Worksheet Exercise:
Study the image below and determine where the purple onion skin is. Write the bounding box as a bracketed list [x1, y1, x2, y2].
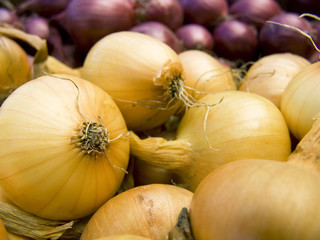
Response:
[175, 23, 214, 51]
[51, 0, 136, 52]
[229, 0, 283, 29]
[130, 21, 182, 53]
[134, 0, 184, 30]
[16, 0, 71, 17]
[259, 12, 314, 59]
[180, 0, 228, 27]
[24, 16, 50, 40]
[0, 8, 22, 28]
[213, 19, 258, 61]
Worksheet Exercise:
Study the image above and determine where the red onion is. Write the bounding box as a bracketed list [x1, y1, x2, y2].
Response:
[229, 0, 283, 29]
[130, 21, 182, 53]
[0, 7, 21, 28]
[259, 12, 314, 59]
[23, 15, 50, 40]
[212, 19, 258, 61]
[133, 0, 184, 30]
[16, 0, 71, 17]
[179, 0, 228, 27]
[51, 0, 136, 52]
[175, 23, 214, 51]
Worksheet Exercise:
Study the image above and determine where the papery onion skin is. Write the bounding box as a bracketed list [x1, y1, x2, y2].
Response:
[189, 158, 320, 240]
[175, 23, 214, 51]
[280, 61, 320, 140]
[0, 36, 31, 105]
[239, 53, 310, 108]
[229, 0, 283, 29]
[130, 21, 182, 53]
[80, 184, 193, 240]
[213, 19, 258, 61]
[51, 0, 136, 52]
[81, 31, 185, 131]
[259, 12, 314, 59]
[0, 218, 9, 240]
[178, 50, 236, 100]
[134, 0, 184, 30]
[129, 90, 291, 191]
[0, 74, 130, 220]
[180, 0, 228, 27]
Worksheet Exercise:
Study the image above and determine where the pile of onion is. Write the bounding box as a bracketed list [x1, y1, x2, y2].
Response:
[129, 90, 291, 191]
[189, 111, 320, 240]
[0, 74, 130, 220]
[80, 184, 193, 240]
[239, 52, 310, 108]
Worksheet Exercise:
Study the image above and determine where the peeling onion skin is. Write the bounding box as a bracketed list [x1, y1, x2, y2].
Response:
[0, 74, 130, 220]
[80, 184, 193, 240]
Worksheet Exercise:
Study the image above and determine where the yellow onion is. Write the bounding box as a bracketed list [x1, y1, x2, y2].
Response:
[178, 50, 236, 101]
[80, 184, 193, 240]
[189, 114, 320, 240]
[239, 53, 310, 108]
[130, 90, 291, 191]
[0, 74, 129, 220]
[281, 61, 320, 140]
[0, 36, 31, 104]
[81, 31, 188, 131]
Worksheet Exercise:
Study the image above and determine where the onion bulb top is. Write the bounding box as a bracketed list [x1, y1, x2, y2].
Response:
[0, 74, 130, 220]
[81, 31, 189, 131]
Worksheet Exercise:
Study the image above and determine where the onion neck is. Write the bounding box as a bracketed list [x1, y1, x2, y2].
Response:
[288, 115, 320, 174]
[129, 131, 193, 170]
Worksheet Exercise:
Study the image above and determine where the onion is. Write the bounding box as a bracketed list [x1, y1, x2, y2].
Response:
[129, 90, 291, 191]
[80, 184, 193, 240]
[0, 74, 130, 220]
[189, 116, 320, 240]
[0, 35, 32, 105]
[239, 53, 310, 108]
[229, 0, 283, 29]
[81, 31, 189, 131]
[16, 0, 71, 16]
[212, 19, 258, 61]
[23, 15, 50, 40]
[175, 23, 214, 51]
[51, 0, 136, 52]
[133, 0, 184, 30]
[0, 8, 21, 28]
[178, 50, 236, 100]
[130, 21, 182, 53]
[180, 0, 228, 27]
[259, 12, 314, 59]
[280, 61, 320, 140]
